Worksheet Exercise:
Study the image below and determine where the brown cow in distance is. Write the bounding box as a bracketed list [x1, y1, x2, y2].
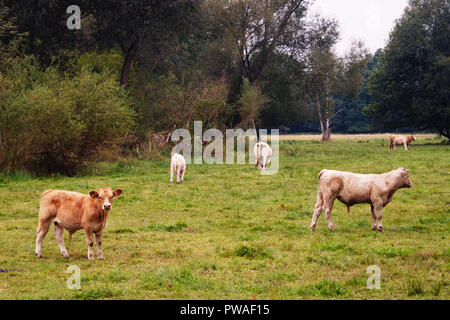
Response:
[35, 187, 122, 260]
[310, 168, 413, 232]
[390, 135, 416, 150]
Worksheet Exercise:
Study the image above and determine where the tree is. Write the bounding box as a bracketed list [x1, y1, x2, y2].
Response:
[365, 0, 450, 139]
[305, 41, 370, 141]
[92, 0, 199, 86]
[237, 78, 267, 133]
[207, 0, 309, 83]
[0, 5, 27, 67]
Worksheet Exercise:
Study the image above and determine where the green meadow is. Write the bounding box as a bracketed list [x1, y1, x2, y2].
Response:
[0, 135, 448, 299]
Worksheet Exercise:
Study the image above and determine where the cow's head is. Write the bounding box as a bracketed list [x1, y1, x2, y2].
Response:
[397, 168, 413, 188]
[412, 135, 416, 141]
[90, 187, 123, 211]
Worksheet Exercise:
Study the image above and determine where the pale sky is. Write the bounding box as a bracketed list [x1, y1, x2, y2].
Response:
[309, 0, 410, 56]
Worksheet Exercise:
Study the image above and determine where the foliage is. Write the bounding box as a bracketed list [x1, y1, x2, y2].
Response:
[304, 40, 370, 140]
[0, 5, 27, 68]
[237, 78, 268, 131]
[133, 72, 229, 136]
[365, 0, 450, 138]
[0, 56, 135, 175]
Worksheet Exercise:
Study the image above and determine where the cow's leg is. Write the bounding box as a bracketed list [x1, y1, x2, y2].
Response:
[94, 231, 103, 260]
[35, 218, 51, 258]
[170, 165, 174, 183]
[176, 166, 181, 183]
[370, 205, 377, 231]
[264, 156, 270, 170]
[404, 142, 408, 150]
[84, 228, 95, 260]
[180, 168, 185, 182]
[323, 200, 335, 232]
[310, 190, 324, 231]
[54, 223, 69, 258]
[373, 204, 383, 232]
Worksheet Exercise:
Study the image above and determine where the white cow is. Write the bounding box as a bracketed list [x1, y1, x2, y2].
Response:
[253, 142, 272, 171]
[170, 153, 186, 183]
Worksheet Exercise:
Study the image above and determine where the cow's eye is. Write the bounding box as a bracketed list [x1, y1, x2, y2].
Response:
[98, 197, 103, 200]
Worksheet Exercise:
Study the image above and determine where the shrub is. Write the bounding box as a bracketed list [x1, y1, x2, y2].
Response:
[0, 56, 135, 175]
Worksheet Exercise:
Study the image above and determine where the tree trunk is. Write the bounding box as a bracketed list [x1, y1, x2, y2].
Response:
[322, 76, 332, 141]
[322, 119, 331, 141]
[120, 44, 137, 87]
[315, 93, 326, 140]
[251, 118, 259, 141]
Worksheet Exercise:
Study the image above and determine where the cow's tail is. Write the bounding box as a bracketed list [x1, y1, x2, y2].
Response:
[255, 143, 261, 168]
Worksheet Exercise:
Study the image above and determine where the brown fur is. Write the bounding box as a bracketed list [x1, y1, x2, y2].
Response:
[310, 168, 413, 232]
[35, 187, 122, 260]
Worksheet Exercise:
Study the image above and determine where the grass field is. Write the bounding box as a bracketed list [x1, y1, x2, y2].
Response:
[0, 135, 448, 300]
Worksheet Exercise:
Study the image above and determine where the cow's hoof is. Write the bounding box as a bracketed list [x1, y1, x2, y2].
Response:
[371, 226, 377, 231]
[62, 254, 69, 258]
[88, 256, 95, 261]
[377, 227, 384, 232]
[97, 256, 104, 260]
[35, 253, 42, 258]
[310, 225, 316, 231]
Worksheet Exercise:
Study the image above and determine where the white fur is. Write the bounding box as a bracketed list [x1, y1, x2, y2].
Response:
[253, 142, 272, 171]
[170, 153, 186, 183]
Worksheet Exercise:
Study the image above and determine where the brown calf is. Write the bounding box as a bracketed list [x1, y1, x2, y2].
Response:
[390, 135, 416, 150]
[35, 187, 122, 260]
[310, 168, 413, 232]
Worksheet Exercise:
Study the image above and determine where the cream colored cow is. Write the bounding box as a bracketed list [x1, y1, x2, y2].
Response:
[310, 168, 413, 232]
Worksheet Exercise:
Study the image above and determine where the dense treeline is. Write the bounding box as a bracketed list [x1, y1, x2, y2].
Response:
[0, 0, 448, 174]
[365, 0, 450, 139]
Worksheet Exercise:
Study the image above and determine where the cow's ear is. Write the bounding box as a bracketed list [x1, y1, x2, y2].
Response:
[113, 188, 123, 197]
[89, 190, 99, 199]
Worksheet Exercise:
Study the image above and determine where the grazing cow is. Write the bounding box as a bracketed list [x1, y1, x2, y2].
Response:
[390, 135, 416, 150]
[310, 168, 413, 232]
[254, 141, 272, 171]
[35, 187, 123, 260]
[170, 153, 186, 183]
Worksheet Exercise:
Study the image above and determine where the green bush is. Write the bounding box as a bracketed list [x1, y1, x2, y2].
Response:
[0, 56, 135, 175]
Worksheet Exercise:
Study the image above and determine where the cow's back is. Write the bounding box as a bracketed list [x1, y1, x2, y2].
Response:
[40, 190, 88, 229]
[319, 170, 375, 204]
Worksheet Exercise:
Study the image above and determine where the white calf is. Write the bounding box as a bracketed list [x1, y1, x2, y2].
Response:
[170, 153, 186, 183]
[254, 142, 272, 171]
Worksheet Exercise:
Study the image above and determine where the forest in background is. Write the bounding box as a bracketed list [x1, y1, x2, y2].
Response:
[0, 0, 448, 174]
